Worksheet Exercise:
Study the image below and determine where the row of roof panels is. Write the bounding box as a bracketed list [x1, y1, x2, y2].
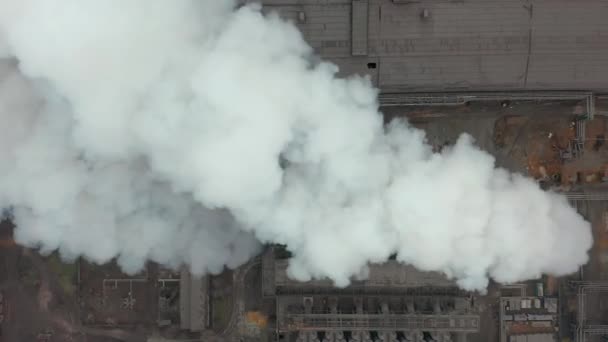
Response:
[259, 0, 608, 91]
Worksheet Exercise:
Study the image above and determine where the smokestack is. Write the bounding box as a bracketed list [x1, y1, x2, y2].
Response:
[0, 0, 593, 290]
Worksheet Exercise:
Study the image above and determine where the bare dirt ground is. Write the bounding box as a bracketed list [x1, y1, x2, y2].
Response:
[0, 220, 150, 342]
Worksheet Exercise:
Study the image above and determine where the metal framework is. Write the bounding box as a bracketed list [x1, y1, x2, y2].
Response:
[275, 285, 466, 297]
[281, 313, 480, 333]
[575, 119, 586, 151]
[571, 281, 608, 342]
[379, 91, 596, 119]
[566, 192, 608, 201]
[101, 278, 147, 307]
[583, 325, 608, 335]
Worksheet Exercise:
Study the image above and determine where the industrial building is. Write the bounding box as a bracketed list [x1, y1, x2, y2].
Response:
[499, 296, 559, 342]
[251, 0, 608, 93]
[262, 247, 480, 342]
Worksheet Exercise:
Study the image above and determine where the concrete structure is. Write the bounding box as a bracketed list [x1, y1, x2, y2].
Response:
[179, 270, 209, 332]
[252, 0, 608, 93]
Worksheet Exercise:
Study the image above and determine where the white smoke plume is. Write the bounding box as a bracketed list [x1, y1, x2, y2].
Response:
[0, 0, 593, 290]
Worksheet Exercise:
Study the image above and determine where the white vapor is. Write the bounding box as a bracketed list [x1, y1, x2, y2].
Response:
[0, 0, 593, 290]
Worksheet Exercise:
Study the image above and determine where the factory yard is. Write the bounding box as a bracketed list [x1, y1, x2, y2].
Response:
[1, 0, 608, 341]
[0, 97, 607, 342]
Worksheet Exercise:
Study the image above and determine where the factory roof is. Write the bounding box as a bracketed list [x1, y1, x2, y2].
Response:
[258, 0, 608, 92]
[274, 259, 455, 288]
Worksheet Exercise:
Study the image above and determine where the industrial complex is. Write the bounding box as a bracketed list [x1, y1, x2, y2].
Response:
[1, 0, 608, 342]
[265, 248, 479, 342]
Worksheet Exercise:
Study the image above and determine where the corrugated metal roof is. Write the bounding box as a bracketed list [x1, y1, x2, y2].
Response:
[261, 0, 608, 92]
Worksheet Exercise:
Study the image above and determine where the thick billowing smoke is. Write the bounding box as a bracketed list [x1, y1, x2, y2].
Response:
[0, 0, 592, 290]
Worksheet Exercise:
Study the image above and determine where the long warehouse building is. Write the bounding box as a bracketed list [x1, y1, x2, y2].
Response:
[248, 0, 608, 93]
